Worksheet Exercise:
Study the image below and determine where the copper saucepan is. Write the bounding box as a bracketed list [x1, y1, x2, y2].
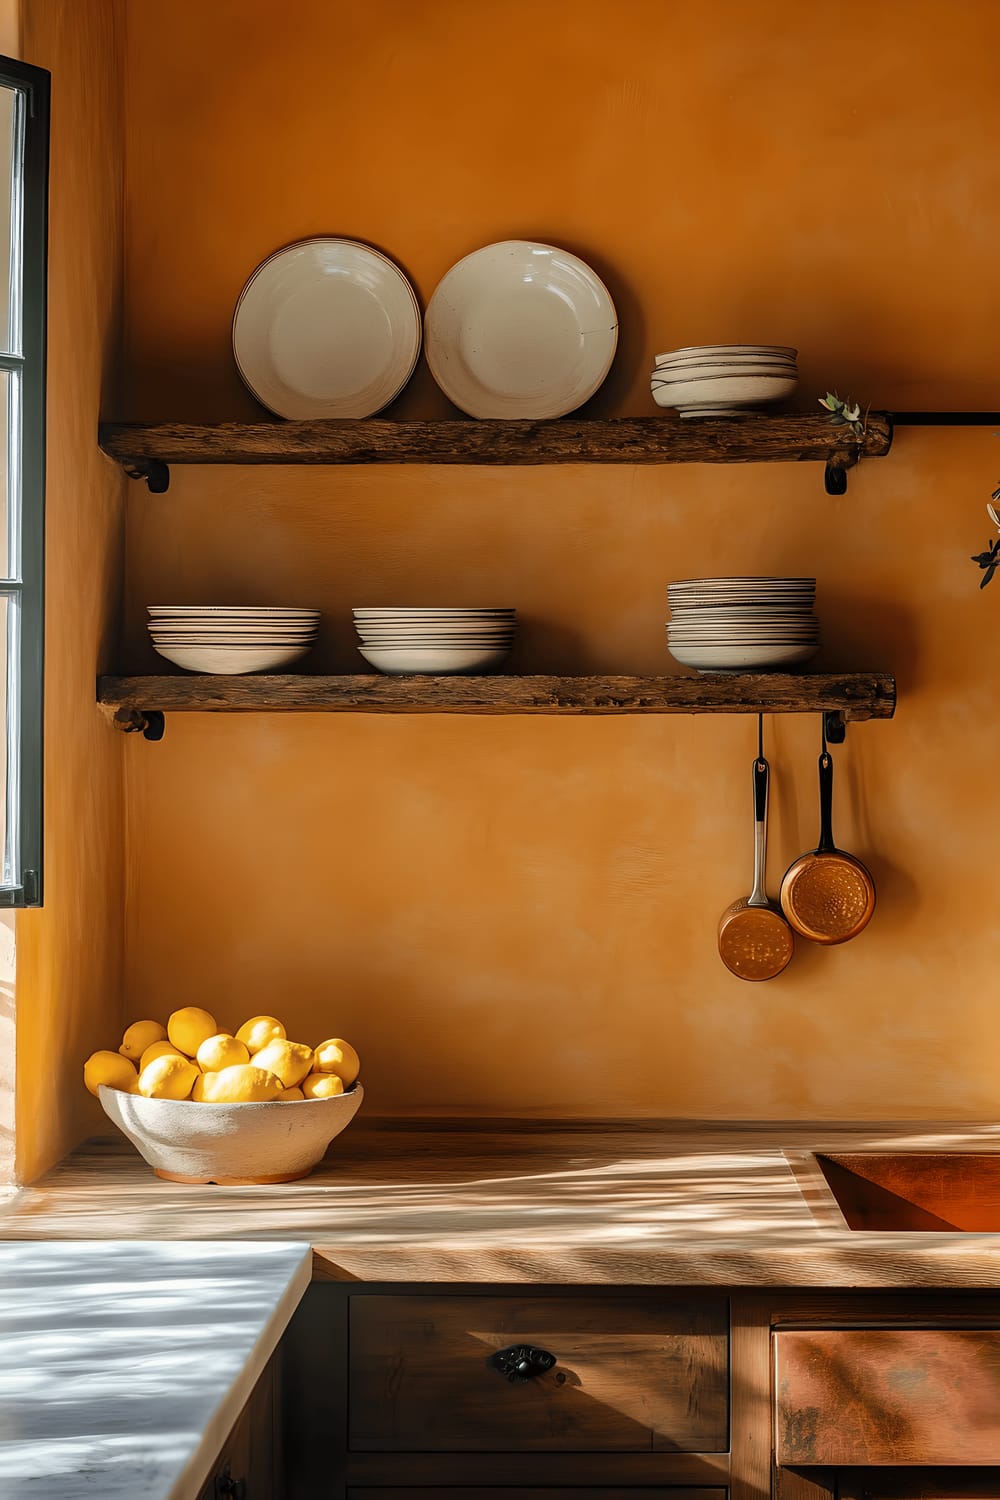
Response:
[718, 751, 794, 982]
[779, 748, 875, 944]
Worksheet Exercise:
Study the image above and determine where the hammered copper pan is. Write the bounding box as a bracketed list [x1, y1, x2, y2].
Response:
[718, 753, 794, 981]
[779, 749, 875, 944]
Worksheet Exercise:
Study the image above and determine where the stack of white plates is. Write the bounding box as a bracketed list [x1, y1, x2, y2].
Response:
[666, 578, 818, 672]
[651, 344, 798, 417]
[147, 606, 321, 674]
[353, 608, 517, 674]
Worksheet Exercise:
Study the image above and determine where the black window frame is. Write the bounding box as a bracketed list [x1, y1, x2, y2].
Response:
[0, 55, 49, 908]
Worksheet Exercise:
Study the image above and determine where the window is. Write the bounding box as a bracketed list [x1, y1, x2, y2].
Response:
[0, 57, 48, 907]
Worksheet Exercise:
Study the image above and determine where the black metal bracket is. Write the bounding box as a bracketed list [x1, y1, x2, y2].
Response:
[823, 710, 847, 745]
[123, 458, 170, 494]
[824, 455, 857, 496]
[112, 708, 165, 741]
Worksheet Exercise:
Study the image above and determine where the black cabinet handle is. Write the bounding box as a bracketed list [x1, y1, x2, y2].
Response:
[488, 1343, 556, 1382]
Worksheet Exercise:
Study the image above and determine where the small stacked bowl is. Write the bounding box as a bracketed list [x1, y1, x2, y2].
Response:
[651, 344, 798, 417]
[667, 577, 819, 672]
[353, 607, 517, 674]
[148, 605, 321, 674]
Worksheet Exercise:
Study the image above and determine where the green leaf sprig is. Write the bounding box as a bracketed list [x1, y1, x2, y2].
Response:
[819, 391, 868, 442]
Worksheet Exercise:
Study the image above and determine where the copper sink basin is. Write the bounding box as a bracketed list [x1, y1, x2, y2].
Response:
[809, 1153, 1000, 1231]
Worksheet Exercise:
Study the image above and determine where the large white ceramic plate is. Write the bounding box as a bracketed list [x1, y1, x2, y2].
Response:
[424, 240, 617, 419]
[233, 238, 421, 419]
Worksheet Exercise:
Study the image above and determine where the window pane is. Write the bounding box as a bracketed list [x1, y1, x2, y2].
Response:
[0, 87, 21, 356]
[0, 369, 16, 581]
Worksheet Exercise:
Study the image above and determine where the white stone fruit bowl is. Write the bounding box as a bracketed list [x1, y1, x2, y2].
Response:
[98, 1081, 364, 1184]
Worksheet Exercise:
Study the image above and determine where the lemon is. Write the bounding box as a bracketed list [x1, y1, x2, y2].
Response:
[167, 1006, 218, 1057]
[119, 1019, 167, 1060]
[139, 1039, 185, 1072]
[252, 1039, 313, 1088]
[198, 1064, 284, 1103]
[83, 1050, 139, 1097]
[138, 1053, 199, 1100]
[235, 1015, 286, 1054]
[196, 1033, 250, 1072]
[191, 1072, 213, 1102]
[313, 1038, 360, 1087]
[301, 1071, 345, 1099]
[278, 1086, 304, 1101]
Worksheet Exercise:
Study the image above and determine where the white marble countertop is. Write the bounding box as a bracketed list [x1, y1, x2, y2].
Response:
[0, 1240, 311, 1499]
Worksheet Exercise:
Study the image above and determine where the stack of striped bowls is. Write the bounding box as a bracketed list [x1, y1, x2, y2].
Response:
[666, 577, 819, 672]
[651, 344, 798, 416]
[353, 607, 517, 674]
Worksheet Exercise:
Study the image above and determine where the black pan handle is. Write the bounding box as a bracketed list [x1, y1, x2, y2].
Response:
[753, 756, 769, 823]
[747, 756, 770, 908]
[817, 751, 836, 853]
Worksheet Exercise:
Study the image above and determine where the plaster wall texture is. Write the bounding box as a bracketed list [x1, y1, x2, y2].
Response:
[111, 0, 1000, 1121]
[16, 0, 126, 1182]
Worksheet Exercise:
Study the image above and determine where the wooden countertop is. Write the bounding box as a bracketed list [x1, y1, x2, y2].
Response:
[4, 1118, 1000, 1286]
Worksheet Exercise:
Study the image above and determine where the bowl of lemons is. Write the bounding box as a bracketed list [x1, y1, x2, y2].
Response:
[85, 1007, 363, 1184]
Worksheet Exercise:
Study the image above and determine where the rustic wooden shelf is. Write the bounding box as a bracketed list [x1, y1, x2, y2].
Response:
[97, 413, 893, 495]
[98, 671, 896, 741]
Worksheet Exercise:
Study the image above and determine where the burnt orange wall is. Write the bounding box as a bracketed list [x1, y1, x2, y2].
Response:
[120, 1, 1000, 1118]
[16, 0, 126, 1180]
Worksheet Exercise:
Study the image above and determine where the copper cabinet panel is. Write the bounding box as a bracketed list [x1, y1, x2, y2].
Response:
[775, 1330, 1000, 1466]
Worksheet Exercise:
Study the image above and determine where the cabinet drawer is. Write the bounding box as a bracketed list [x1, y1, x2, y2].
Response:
[349, 1294, 728, 1453]
[775, 1329, 1000, 1466]
[349, 1491, 727, 1500]
[836, 1468, 1000, 1500]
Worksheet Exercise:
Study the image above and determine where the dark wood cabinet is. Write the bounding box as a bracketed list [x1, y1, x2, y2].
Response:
[837, 1470, 1000, 1500]
[347, 1491, 727, 1500]
[281, 1284, 1000, 1500]
[195, 1356, 280, 1500]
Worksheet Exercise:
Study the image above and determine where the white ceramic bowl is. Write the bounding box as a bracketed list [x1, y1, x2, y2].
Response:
[98, 1082, 364, 1184]
[651, 372, 798, 415]
[654, 344, 797, 361]
[358, 644, 511, 674]
[667, 641, 819, 671]
[653, 362, 796, 380]
[152, 643, 312, 674]
[653, 354, 797, 371]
